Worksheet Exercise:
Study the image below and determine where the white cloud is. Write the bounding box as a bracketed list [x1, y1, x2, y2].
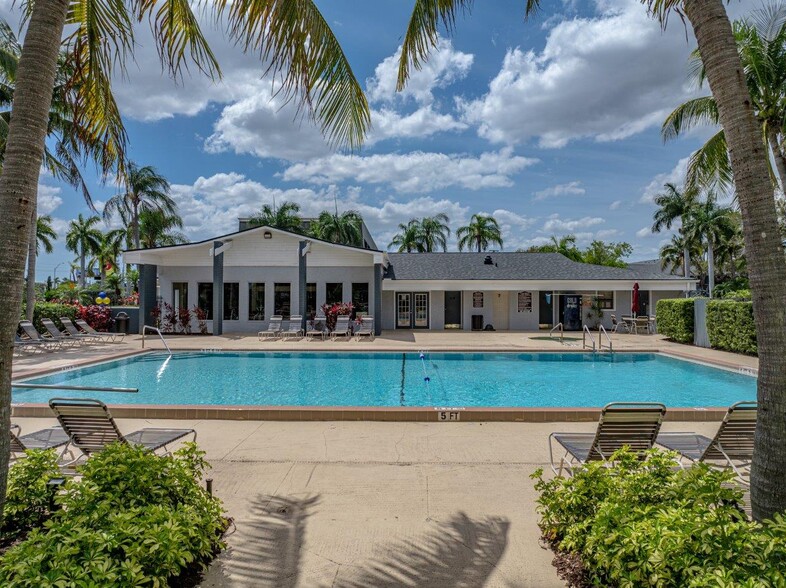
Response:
[368, 106, 467, 144]
[37, 185, 63, 215]
[639, 157, 689, 203]
[281, 148, 538, 193]
[542, 214, 604, 232]
[461, 0, 699, 148]
[533, 181, 585, 201]
[636, 226, 654, 238]
[609, 200, 622, 210]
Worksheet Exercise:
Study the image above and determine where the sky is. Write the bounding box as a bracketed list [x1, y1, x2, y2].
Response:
[2, 0, 756, 280]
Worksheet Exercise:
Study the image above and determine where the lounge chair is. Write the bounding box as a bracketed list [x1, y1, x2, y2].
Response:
[549, 402, 667, 476]
[10, 423, 71, 462]
[281, 315, 304, 339]
[49, 398, 196, 462]
[40, 318, 78, 348]
[14, 334, 44, 354]
[18, 321, 61, 351]
[657, 400, 756, 483]
[331, 316, 351, 341]
[258, 315, 283, 340]
[305, 315, 327, 340]
[75, 318, 124, 343]
[60, 317, 102, 343]
[354, 316, 374, 341]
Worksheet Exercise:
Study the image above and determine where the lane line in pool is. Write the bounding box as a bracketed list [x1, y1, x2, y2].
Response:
[400, 353, 406, 406]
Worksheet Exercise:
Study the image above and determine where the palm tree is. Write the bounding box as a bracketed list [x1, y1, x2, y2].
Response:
[456, 214, 503, 252]
[65, 214, 102, 287]
[419, 214, 451, 252]
[550, 235, 583, 262]
[89, 229, 126, 283]
[104, 163, 175, 250]
[651, 183, 700, 278]
[389, 220, 423, 252]
[24, 215, 57, 316]
[138, 209, 188, 249]
[35, 215, 57, 255]
[311, 209, 363, 246]
[249, 201, 302, 233]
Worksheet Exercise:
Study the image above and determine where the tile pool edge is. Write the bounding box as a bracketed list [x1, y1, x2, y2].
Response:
[11, 403, 731, 422]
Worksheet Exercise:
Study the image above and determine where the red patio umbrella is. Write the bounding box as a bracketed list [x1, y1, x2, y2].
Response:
[632, 282, 640, 317]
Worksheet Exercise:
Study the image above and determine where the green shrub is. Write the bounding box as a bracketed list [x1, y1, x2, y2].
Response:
[25, 302, 79, 332]
[532, 449, 786, 587]
[0, 443, 226, 586]
[655, 298, 694, 343]
[721, 289, 751, 301]
[707, 299, 757, 355]
[1, 450, 60, 540]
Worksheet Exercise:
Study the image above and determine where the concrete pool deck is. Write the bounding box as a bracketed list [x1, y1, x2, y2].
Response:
[10, 415, 723, 587]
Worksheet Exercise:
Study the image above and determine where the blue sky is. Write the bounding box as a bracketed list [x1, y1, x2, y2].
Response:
[4, 0, 754, 280]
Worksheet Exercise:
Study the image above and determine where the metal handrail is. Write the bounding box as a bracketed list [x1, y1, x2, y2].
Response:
[598, 325, 613, 352]
[12, 383, 138, 393]
[142, 325, 172, 355]
[582, 325, 596, 352]
[549, 322, 564, 344]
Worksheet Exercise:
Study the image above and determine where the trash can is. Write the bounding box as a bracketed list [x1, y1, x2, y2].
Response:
[471, 314, 484, 331]
[114, 311, 130, 334]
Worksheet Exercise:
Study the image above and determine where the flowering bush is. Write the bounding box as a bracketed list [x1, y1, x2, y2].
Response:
[162, 302, 176, 333]
[150, 304, 162, 329]
[78, 305, 113, 332]
[320, 302, 354, 332]
[119, 292, 139, 306]
[177, 307, 192, 334]
[192, 305, 208, 335]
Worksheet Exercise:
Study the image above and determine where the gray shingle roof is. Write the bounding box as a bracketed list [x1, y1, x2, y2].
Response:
[384, 252, 687, 281]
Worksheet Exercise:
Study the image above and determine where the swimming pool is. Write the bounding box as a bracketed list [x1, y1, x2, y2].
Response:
[12, 352, 756, 408]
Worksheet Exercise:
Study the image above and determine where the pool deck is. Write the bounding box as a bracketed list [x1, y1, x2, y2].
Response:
[10, 415, 723, 587]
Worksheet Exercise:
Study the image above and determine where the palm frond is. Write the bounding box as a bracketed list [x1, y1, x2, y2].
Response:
[686, 129, 734, 195]
[661, 96, 718, 141]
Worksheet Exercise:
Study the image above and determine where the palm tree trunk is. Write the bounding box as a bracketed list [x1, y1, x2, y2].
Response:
[766, 127, 786, 192]
[0, 0, 69, 511]
[133, 201, 140, 250]
[25, 205, 37, 322]
[79, 249, 86, 288]
[707, 241, 715, 298]
[682, 246, 690, 279]
[685, 0, 786, 521]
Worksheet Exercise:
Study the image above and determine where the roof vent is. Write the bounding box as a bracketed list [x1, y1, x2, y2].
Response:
[483, 255, 493, 265]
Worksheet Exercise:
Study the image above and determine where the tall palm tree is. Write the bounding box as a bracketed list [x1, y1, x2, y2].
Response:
[456, 214, 503, 252]
[35, 215, 57, 255]
[89, 229, 126, 283]
[311, 209, 363, 246]
[398, 0, 786, 520]
[549, 235, 583, 262]
[419, 214, 451, 252]
[249, 201, 302, 233]
[65, 214, 102, 287]
[138, 209, 188, 249]
[389, 220, 423, 252]
[651, 183, 700, 278]
[104, 163, 175, 250]
[24, 215, 57, 313]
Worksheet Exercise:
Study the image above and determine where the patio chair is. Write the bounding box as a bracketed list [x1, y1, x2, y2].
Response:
[10, 423, 71, 462]
[258, 315, 283, 340]
[14, 334, 45, 354]
[656, 400, 756, 483]
[354, 316, 374, 341]
[49, 398, 196, 462]
[549, 402, 667, 476]
[331, 316, 351, 341]
[281, 315, 304, 339]
[75, 318, 124, 343]
[40, 318, 79, 348]
[610, 314, 627, 334]
[18, 321, 61, 351]
[60, 317, 102, 343]
[635, 316, 651, 334]
[305, 315, 327, 340]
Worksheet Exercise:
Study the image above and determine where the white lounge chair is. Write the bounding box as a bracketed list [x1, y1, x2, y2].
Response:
[331, 316, 352, 341]
[305, 315, 327, 340]
[281, 315, 304, 339]
[354, 316, 374, 341]
[258, 315, 283, 340]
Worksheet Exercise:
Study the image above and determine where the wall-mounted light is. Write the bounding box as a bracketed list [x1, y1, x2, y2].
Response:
[263, 231, 272, 239]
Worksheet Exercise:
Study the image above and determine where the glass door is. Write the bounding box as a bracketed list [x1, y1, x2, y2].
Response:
[414, 293, 429, 328]
[396, 293, 411, 328]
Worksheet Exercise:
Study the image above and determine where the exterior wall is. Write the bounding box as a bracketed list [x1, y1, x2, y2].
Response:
[381, 291, 395, 330]
[508, 291, 540, 330]
[463, 290, 493, 331]
[429, 291, 445, 330]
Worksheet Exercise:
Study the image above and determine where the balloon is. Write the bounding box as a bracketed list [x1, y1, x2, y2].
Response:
[99, 291, 106, 298]
[95, 297, 102, 304]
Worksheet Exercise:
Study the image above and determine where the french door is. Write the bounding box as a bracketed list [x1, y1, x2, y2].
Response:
[396, 292, 429, 328]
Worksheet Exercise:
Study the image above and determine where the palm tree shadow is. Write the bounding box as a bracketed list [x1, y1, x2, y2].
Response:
[330, 512, 510, 588]
[213, 494, 319, 588]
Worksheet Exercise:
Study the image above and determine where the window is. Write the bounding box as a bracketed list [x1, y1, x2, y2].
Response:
[306, 283, 317, 317]
[326, 282, 343, 305]
[274, 283, 291, 318]
[223, 283, 239, 320]
[352, 283, 369, 314]
[596, 291, 615, 310]
[249, 283, 265, 321]
[172, 282, 188, 311]
[197, 283, 213, 319]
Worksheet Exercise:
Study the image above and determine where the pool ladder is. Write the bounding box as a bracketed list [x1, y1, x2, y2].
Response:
[549, 323, 564, 344]
[598, 325, 613, 353]
[141, 326, 172, 356]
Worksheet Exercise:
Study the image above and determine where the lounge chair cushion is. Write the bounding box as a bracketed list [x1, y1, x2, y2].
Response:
[656, 432, 711, 462]
[551, 433, 595, 463]
[12, 426, 70, 453]
[124, 428, 197, 452]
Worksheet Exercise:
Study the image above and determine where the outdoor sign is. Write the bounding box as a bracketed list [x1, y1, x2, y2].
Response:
[472, 292, 484, 308]
[517, 291, 532, 313]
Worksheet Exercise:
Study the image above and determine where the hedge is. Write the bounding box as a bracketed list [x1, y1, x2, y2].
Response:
[655, 298, 694, 343]
[707, 299, 757, 355]
[27, 302, 79, 333]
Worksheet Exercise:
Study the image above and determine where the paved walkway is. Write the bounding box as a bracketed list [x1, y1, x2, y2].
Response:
[13, 416, 718, 588]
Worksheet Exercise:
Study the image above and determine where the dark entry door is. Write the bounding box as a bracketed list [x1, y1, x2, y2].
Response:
[560, 295, 583, 331]
[444, 291, 461, 328]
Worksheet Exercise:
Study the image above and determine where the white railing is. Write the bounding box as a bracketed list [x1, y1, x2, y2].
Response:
[549, 322, 564, 344]
[142, 325, 172, 355]
[598, 325, 613, 352]
[582, 325, 596, 352]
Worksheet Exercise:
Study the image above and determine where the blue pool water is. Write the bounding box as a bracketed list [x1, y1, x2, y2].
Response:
[13, 352, 755, 408]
